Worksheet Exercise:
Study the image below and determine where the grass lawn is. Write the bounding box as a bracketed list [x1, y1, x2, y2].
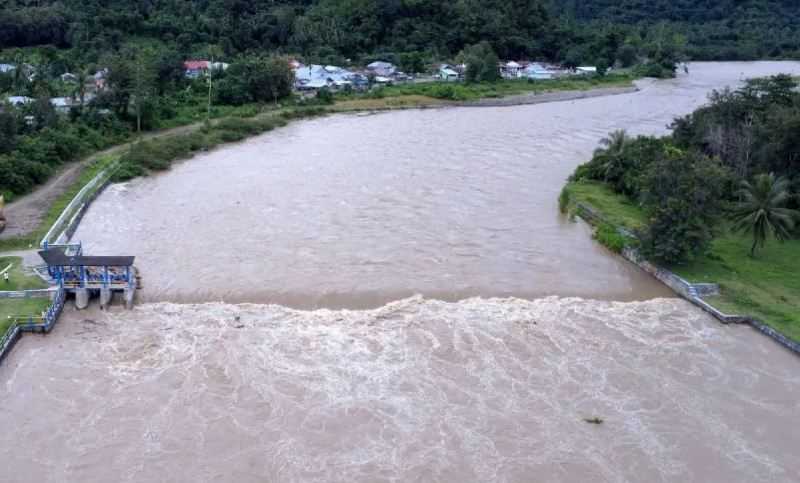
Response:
[563, 179, 800, 342]
[0, 298, 51, 338]
[672, 233, 800, 342]
[0, 256, 48, 291]
[561, 180, 647, 230]
[0, 256, 50, 339]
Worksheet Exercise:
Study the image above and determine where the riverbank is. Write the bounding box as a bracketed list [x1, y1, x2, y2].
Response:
[560, 179, 800, 346]
[333, 73, 639, 110]
[1, 77, 641, 249]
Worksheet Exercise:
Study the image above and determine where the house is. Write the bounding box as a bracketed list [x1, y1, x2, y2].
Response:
[438, 64, 460, 82]
[522, 63, 557, 80]
[89, 69, 109, 92]
[294, 64, 355, 90]
[184, 60, 210, 79]
[366, 61, 396, 78]
[0, 63, 15, 74]
[6, 96, 33, 106]
[209, 62, 229, 72]
[184, 60, 228, 79]
[501, 61, 522, 79]
[50, 97, 75, 113]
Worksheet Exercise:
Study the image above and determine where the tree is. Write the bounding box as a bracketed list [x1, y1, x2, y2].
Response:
[460, 42, 500, 83]
[591, 130, 630, 189]
[617, 44, 638, 67]
[398, 52, 425, 74]
[730, 173, 798, 257]
[639, 151, 729, 264]
[217, 55, 293, 105]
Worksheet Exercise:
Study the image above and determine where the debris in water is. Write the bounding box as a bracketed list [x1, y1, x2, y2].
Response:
[583, 417, 604, 425]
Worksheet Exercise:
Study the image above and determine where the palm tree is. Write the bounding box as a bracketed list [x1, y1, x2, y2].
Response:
[594, 129, 629, 157]
[593, 130, 630, 185]
[730, 173, 799, 257]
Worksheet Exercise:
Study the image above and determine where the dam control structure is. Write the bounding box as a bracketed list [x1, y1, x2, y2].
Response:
[39, 245, 137, 309]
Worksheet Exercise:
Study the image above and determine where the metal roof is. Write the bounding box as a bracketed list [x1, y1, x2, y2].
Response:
[39, 248, 135, 267]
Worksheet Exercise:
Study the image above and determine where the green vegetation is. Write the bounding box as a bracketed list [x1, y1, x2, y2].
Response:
[593, 223, 628, 253]
[113, 107, 329, 182]
[730, 174, 798, 257]
[565, 74, 800, 342]
[460, 42, 501, 83]
[0, 256, 49, 340]
[674, 233, 800, 341]
[0, 256, 47, 291]
[571, 75, 800, 264]
[0, 155, 116, 251]
[3, 1, 797, 62]
[560, 180, 646, 231]
[361, 73, 637, 102]
[564, 179, 800, 342]
[0, 298, 51, 339]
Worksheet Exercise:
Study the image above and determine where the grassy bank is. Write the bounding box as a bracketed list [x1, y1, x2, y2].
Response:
[0, 298, 51, 338]
[561, 179, 800, 342]
[0, 256, 47, 291]
[113, 106, 330, 181]
[0, 256, 50, 340]
[672, 234, 800, 341]
[333, 73, 638, 108]
[376, 73, 637, 101]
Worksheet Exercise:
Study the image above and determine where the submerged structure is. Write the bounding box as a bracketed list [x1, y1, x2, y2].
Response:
[39, 245, 136, 309]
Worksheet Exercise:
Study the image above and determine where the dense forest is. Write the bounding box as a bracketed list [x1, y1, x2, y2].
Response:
[1, 0, 799, 63]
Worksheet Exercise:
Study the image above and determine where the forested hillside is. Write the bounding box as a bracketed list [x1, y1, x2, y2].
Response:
[1, 0, 798, 63]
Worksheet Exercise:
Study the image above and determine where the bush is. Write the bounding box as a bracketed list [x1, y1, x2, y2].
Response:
[559, 185, 571, 214]
[594, 223, 628, 253]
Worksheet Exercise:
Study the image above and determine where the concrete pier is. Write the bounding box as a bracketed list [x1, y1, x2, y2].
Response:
[75, 288, 89, 309]
[124, 288, 135, 310]
[100, 288, 112, 309]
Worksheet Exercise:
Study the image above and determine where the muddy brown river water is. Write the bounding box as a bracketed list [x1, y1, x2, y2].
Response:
[3, 62, 800, 482]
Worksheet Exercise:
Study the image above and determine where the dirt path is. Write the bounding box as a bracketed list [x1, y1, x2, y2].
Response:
[0, 123, 201, 240]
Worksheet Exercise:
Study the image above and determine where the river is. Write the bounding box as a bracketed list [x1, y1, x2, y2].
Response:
[2, 62, 800, 482]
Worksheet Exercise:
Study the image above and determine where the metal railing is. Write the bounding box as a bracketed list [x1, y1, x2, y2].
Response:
[0, 287, 65, 363]
[0, 289, 54, 299]
[40, 160, 119, 248]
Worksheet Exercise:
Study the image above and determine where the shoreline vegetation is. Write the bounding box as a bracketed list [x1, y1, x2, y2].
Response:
[560, 74, 800, 344]
[561, 180, 800, 343]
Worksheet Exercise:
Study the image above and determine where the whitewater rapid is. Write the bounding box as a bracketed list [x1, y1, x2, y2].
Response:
[2, 297, 799, 482]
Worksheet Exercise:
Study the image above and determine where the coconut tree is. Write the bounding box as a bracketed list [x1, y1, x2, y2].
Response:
[593, 129, 630, 187]
[730, 173, 799, 257]
[594, 129, 629, 157]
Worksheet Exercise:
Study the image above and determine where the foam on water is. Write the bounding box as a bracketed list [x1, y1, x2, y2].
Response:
[1, 297, 798, 482]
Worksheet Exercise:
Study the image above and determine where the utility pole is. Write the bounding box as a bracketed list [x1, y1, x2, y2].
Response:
[207, 57, 213, 123]
[135, 55, 142, 136]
